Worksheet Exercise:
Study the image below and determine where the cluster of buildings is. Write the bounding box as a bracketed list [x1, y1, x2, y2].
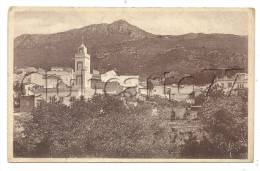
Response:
[214, 72, 248, 94]
[13, 41, 248, 113]
[14, 42, 140, 111]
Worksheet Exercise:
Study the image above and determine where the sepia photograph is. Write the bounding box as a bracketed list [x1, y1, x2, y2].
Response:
[8, 7, 254, 162]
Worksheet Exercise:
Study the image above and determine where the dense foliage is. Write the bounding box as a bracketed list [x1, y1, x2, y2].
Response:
[14, 95, 174, 158]
[181, 87, 248, 159]
[14, 87, 248, 158]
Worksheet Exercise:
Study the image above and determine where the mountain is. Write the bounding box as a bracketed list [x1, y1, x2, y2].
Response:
[14, 20, 248, 81]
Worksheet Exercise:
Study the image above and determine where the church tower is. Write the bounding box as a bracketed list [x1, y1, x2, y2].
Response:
[74, 39, 91, 93]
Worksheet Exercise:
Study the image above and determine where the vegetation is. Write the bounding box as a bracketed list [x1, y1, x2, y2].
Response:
[14, 95, 172, 158]
[181, 86, 248, 159]
[14, 86, 248, 158]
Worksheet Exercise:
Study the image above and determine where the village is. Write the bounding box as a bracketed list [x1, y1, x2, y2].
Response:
[14, 40, 248, 115]
[13, 41, 249, 159]
[13, 42, 248, 148]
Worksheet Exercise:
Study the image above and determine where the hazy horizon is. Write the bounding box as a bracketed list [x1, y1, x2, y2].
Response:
[12, 8, 250, 38]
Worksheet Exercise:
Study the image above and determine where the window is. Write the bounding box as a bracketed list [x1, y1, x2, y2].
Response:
[238, 84, 244, 89]
[77, 61, 83, 71]
[79, 47, 84, 54]
[76, 75, 82, 86]
[228, 82, 233, 88]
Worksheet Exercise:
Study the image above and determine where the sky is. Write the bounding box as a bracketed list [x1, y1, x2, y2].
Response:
[12, 8, 250, 38]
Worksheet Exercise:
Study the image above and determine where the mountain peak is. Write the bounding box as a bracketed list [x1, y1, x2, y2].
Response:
[109, 19, 138, 29]
[111, 19, 129, 25]
[105, 19, 154, 40]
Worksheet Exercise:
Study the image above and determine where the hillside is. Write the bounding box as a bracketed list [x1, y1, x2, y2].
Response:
[14, 20, 248, 81]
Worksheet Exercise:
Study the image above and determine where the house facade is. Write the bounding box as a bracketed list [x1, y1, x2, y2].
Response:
[214, 73, 248, 94]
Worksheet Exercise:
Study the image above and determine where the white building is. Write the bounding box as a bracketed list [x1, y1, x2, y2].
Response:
[100, 70, 139, 88]
[214, 73, 248, 93]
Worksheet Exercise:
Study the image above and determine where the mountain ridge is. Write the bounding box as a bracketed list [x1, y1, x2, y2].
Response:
[14, 20, 248, 80]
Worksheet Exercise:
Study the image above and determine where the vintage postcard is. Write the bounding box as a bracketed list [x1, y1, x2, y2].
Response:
[8, 7, 254, 162]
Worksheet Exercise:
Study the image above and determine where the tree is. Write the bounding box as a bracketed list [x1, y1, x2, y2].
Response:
[194, 84, 225, 105]
[146, 79, 154, 98]
[13, 81, 25, 109]
[198, 95, 248, 158]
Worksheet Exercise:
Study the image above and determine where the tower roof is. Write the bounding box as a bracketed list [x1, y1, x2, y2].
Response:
[80, 35, 87, 48]
[79, 43, 86, 49]
[76, 41, 88, 56]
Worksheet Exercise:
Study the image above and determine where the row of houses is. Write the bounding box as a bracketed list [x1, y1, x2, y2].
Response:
[139, 72, 248, 103]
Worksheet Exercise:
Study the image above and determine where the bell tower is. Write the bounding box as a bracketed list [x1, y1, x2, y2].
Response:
[74, 38, 91, 91]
